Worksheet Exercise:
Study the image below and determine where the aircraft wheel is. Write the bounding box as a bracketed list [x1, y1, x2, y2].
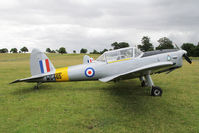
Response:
[151, 86, 162, 96]
[141, 81, 146, 87]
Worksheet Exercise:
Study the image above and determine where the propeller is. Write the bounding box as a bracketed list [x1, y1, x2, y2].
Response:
[174, 43, 192, 64]
[174, 44, 180, 50]
[183, 54, 192, 64]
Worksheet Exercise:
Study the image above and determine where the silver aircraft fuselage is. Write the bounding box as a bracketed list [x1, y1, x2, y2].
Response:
[11, 47, 191, 96]
[34, 49, 186, 83]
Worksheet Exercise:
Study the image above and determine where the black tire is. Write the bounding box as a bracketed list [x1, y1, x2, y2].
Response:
[151, 86, 162, 96]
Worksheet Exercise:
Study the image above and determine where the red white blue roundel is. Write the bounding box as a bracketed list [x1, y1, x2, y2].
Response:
[167, 55, 171, 61]
[85, 67, 95, 77]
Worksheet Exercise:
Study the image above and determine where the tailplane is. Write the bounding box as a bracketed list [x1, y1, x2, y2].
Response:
[10, 48, 55, 84]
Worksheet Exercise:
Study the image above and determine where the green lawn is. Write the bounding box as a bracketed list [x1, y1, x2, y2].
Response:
[0, 53, 199, 133]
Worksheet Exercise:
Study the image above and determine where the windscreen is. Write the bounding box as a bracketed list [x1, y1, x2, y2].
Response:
[106, 48, 134, 63]
[96, 53, 106, 62]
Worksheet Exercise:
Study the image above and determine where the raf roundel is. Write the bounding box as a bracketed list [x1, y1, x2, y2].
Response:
[85, 67, 95, 77]
[167, 55, 171, 61]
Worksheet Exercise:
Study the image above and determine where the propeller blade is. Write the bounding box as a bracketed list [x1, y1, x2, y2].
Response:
[183, 54, 192, 64]
[174, 44, 180, 50]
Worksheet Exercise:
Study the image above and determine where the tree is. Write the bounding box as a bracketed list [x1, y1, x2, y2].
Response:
[111, 42, 129, 50]
[156, 37, 174, 50]
[181, 43, 195, 57]
[90, 49, 99, 54]
[100, 49, 108, 54]
[46, 48, 52, 53]
[0, 48, 8, 53]
[111, 42, 119, 49]
[51, 50, 56, 53]
[73, 50, 76, 54]
[10, 48, 18, 53]
[138, 36, 154, 52]
[58, 47, 67, 54]
[80, 48, 87, 53]
[193, 43, 199, 57]
[20, 46, 28, 53]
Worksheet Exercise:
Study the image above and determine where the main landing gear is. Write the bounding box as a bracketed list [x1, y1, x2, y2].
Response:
[151, 86, 162, 96]
[140, 75, 163, 96]
[34, 82, 42, 89]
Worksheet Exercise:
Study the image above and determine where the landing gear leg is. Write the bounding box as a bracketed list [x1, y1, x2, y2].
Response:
[139, 76, 146, 87]
[35, 82, 42, 89]
[145, 75, 162, 96]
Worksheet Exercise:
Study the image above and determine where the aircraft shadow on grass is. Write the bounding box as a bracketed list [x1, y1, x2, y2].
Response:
[11, 80, 145, 95]
[103, 80, 153, 112]
[10, 80, 162, 114]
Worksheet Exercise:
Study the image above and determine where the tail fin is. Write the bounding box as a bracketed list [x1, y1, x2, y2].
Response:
[30, 49, 55, 76]
[83, 55, 93, 64]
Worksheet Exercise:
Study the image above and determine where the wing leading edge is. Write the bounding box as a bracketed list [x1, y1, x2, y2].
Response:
[99, 62, 174, 82]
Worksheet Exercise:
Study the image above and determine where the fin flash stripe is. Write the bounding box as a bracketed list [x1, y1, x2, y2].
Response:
[39, 59, 51, 73]
[39, 60, 44, 73]
[45, 59, 50, 72]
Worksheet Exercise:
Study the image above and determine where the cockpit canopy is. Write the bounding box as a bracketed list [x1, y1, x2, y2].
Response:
[96, 47, 142, 63]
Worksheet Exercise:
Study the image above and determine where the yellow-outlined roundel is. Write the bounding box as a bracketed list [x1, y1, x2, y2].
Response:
[85, 67, 95, 77]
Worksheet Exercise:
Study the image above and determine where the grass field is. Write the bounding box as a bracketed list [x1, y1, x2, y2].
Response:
[0, 53, 199, 133]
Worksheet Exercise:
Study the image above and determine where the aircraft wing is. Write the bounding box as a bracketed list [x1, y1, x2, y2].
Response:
[99, 62, 174, 82]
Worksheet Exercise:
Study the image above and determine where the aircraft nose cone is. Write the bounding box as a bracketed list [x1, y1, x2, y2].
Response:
[182, 50, 187, 54]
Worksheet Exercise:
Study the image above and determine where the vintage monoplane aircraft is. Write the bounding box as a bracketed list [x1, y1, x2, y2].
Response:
[10, 46, 191, 96]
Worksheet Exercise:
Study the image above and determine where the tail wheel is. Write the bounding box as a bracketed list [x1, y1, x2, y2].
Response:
[151, 86, 162, 96]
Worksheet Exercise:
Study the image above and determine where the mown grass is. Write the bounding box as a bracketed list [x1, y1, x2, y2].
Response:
[0, 53, 199, 133]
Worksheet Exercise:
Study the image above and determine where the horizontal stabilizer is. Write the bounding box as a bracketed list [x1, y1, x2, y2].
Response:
[10, 80, 21, 84]
[10, 76, 43, 84]
[9, 72, 54, 84]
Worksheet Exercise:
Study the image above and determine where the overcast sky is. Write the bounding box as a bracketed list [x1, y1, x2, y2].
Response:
[0, 0, 198, 53]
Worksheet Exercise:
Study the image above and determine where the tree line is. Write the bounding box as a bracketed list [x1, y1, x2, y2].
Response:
[1, 36, 199, 56]
[45, 47, 109, 54]
[0, 46, 28, 53]
[137, 36, 199, 57]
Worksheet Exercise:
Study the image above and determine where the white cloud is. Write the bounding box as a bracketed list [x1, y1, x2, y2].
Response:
[0, 0, 199, 52]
